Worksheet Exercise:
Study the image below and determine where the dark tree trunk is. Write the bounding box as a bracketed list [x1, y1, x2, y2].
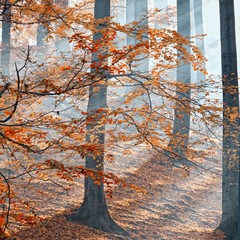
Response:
[1, 2, 11, 77]
[168, 0, 191, 161]
[69, 0, 128, 235]
[194, 0, 206, 88]
[218, 0, 240, 239]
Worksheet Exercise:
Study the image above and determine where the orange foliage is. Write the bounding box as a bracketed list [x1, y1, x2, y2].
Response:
[0, 0, 221, 238]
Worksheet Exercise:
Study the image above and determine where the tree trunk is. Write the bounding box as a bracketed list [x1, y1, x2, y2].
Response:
[55, 0, 70, 59]
[1, 2, 11, 77]
[126, 0, 135, 46]
[37, 0, 52, 46]
[37, 21, 47, 46]
[114, 0, 126, 48]
[168, 0, 191, 162]
[218, 0, 240, 239]
[126, 0, 148, 72]
[194, 0, 206, 101]
[125, 0, 149, 115]
[134, 0, 148, 73]
[154, 0, 168, 29]
[69, 0, 128, 235]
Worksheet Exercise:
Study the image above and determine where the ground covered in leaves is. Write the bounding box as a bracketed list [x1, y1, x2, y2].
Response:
[7, 146, 223, 240]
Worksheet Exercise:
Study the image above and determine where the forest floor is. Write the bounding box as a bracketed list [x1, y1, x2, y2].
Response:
[7, 145, 224, 240]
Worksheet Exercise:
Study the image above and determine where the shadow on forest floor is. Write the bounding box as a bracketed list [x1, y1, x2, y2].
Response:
[8, 151, 224, 240]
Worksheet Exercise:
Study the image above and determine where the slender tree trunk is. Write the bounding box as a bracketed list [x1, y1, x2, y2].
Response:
[115, 0, 126, 48]
[37, 0, 52, 46]
[37, 24, 47, 46]
[37, 0, 53, 65]
[1, 2, 11, 77]
[218, 0, 240, 239]
[126, 0, 148, 72]
[55, 0, 70, 58]
[69, 0, 128, 235]
[168, 0, 191, 161]
[154, 0, 168, 29]
[125, 0, 148, 111]
[54, 0, 68, 9]
[126, 0, 135, 46]
[194, 0, 206, 94]
[134, 0, 148, 73]
[37, 20, 47, 46]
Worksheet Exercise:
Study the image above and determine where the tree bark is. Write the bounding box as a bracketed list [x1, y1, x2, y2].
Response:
[69, 0, 128, 235]
[1, 1, 11, 77]
[168, 0, 191, 162]
[218, 0, 240, 239]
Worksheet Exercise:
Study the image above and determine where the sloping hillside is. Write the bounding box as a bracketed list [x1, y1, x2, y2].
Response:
[7, 147, 224, 240]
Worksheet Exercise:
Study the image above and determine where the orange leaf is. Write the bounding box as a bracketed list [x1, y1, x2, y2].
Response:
[59, 66, 71, 71]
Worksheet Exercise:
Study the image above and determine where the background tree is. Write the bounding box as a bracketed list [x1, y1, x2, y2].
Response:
[218, 0, 240, 239]
[1, 0, 11, 77]
[168, 0, 191, 162]
[194, 0, 206, 99]
[126, 0, 148, 72]
[36, 0, 53, 46]
[154, 0, 169, 29]
[54, 0, 71, 59]
[126, 0, 135, 46]
[125, 0, 148, 109]
[134, 0, 148, 73]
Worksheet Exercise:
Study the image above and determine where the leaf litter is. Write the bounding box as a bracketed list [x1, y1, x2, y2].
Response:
[7, 145, 224, 240]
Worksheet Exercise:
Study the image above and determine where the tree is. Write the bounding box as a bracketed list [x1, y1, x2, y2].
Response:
[126, 0, 148, 72]
[168, 0, 191, 162]
[68, 0, 128, 235]
[54, 0, 71, 59]
[154, 0, 168, 29]
[0, 1, 207, 237]
[218, 0, 240, 239]
[37, 0, 52, 46]
[125, 0, 148, 108]
[134, 0, 148, 73]
[126, 0, 135, 46]
[1, 0, 11, 77]
[194, 0, 206, 98]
